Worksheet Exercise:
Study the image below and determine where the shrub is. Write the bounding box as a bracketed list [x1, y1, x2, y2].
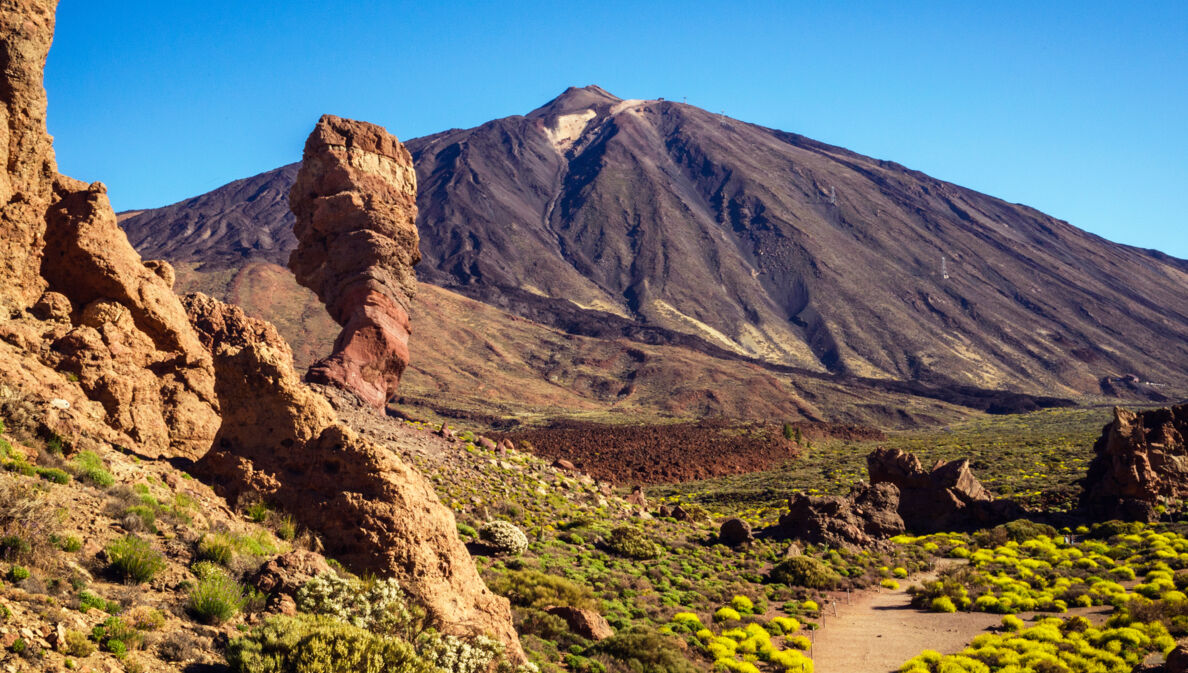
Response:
[105, 535, 165, 583]
[1002, 615, 1025, 632]
[188, 568, 247, 623]
[416, 630, 504, 673]
[226, 614, 439, 673]
[892, 567, 908, 579]
[768, 557, 839, 589]
[490, 569, 598, 610]
[730, 595, 754, 614]
[197, 533, 235, 565]
[74, 451, 114, 487]
[35, 467, 70, 484]
[930, 596, 957, 613]
[591, 626, 699, 673]
[605, 526, 660, 560]
[800, 600, 819, 613]
[276, 516, 297, 542]
[6, 564, 29, 581]
[62, 630, 95, 657]
[92, 616, 142, 655]
[713, 607, 741, 623]
[78, 590, 120, 614]
[55, 534, 82, 552]
[246, 501, 270, 523]
[880, 579, 900, 590]
[296, 573, 420, 638]
[456, 523, 477, 539]
[478, 521, 528, 556]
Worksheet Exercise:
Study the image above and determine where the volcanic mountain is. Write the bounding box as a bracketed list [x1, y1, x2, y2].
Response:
[121, 86, 1188, 421]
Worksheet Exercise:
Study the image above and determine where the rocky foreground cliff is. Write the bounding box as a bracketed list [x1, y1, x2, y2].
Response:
[0, 0, 521, 665]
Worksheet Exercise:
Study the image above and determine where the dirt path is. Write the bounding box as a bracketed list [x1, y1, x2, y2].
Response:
[807, 569, 1114, 673]
[807, 575, 1003, 673]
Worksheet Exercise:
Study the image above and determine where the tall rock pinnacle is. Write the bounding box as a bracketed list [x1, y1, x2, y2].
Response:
[288, 115, 420, 409]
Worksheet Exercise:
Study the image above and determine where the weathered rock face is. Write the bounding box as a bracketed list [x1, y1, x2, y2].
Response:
[867, 447, 1021, 532]
[1081, 405, 1188, 522]
[183, 293, 522, 659]
[42, 179, 219, 457]
[0, 2, 219, 459]
[288, 115, 420, 409]
[0, 0, 57, 314]
[773, 482, 904, 550]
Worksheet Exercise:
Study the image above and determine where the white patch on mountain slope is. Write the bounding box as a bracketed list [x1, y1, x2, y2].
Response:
[544, 109, 597, 152]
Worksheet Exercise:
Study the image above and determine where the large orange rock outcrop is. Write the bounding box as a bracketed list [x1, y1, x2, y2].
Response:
[1081, 404, 1188, 522]
[183, 293, 522, 659]
[288, 115, 420, 409]
[0, 0, 218, 458]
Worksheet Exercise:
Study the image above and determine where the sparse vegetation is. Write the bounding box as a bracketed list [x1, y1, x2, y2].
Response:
[105, 535, 165, 583]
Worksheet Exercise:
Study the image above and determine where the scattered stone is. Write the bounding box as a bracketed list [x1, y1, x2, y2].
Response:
[436, 422, 456, 442]
[671, 504, 690, 521]
[479, 437, 497, 451]
[719, 518, 754, 546]
[49, 398, 69, 410]
[552, 458, 576, 471]
[546, 606, 614, 641]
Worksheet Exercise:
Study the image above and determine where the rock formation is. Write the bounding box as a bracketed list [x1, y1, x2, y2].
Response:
[0, 0, 218, 459]
[183, 294, 522, 659]
[288, 115, 420, 409]
[773, 482, 905, 549]
[1081, 404, 1188, 522]
[867, 447, 1022, 532]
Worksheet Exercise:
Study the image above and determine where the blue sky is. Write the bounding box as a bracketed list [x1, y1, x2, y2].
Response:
[47, 1, 1187, 258]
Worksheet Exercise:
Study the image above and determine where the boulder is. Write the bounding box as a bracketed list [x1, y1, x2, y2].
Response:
[1166, 643, 1188, 673]
[1081, 404, 1188, 522]
[184, 294, 522, 660]
[719, 518, 754, 546]
[552, 458, 576, 472]
[250, 550, 332, 596]
[867, 447, 1017, 532]
[546, 606, 614, 641]
[773, 482, 904, 549]
[626, 486, 647, 508]
[288, 115, 420, 409]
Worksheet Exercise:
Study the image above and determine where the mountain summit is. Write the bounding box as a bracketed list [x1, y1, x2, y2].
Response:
[122, 87, 1188, 400]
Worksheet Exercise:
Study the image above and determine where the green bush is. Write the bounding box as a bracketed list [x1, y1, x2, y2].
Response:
[591, 626, 699, 673]
[490, 569, 599, 610]
[7, 565, 29, 582]
[78, 590, 120, 614]
[277, 516, 297, 542]
[188, 568, 247, 623]
[768, 556, 839, 589]
[197, 533, 235, 565]
[54, 534, 82, 552]
[605, 526, 660, 560]
[74, 451, 114, 488]
[226, 614, 439, 673]
[246, 501, 270, 523]
[92, 616, 141, 656]
[105, 535, 165, 583]
[35, 467, 70, 484]
[62, 630, 95, 657]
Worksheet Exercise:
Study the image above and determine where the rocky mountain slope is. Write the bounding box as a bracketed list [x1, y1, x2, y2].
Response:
[122, 86, 1188, 404]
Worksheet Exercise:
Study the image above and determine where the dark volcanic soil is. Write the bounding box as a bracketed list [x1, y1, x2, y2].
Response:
[496, 420, 812, 485]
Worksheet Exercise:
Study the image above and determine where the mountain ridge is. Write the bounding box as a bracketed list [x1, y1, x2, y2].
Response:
[121, 85, 1188, 404]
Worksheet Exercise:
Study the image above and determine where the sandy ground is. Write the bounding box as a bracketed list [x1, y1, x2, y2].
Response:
[808, 570, 1114, 673]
